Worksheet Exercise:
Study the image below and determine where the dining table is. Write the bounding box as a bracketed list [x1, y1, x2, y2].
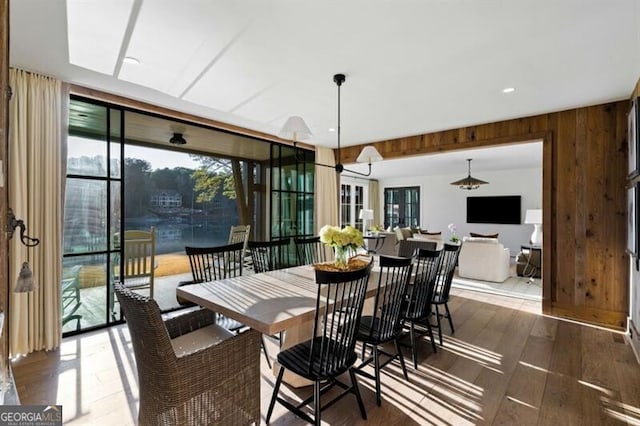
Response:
[176, 256, 379, 387]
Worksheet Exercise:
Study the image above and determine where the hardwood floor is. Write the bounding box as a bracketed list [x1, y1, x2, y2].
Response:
[13, 289, 640, 425]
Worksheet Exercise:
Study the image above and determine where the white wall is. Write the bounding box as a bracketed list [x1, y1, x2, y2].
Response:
[378, 167, 542, 255]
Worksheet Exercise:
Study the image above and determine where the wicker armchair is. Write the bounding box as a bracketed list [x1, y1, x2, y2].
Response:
[115, 283, 260, 426]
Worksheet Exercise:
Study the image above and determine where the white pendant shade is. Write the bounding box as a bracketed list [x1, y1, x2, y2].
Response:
[356, 145, 383, 164]
[278, 116, 312, 141]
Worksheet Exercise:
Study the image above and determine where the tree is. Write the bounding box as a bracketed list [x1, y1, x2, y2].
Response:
[190, 155, 254, 226]
[190, 156, 236, 204]
[124, 158, 152, 217]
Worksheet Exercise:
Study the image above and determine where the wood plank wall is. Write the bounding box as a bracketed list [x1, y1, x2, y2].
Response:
[339, 101, 630, 329]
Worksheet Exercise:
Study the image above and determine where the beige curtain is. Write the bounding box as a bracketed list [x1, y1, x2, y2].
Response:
[314, 147, 338, 233]
[368, 179, 380, 225]
[9, 69, 64, 355]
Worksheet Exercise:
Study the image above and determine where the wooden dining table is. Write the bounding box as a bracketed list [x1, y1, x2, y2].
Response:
[176, 256, 379, 387]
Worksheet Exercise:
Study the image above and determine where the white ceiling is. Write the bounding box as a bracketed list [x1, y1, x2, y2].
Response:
[8, 0, 640, 176]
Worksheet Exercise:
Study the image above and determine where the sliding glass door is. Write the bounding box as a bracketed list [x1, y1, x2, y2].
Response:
[62, 96, 280, 336]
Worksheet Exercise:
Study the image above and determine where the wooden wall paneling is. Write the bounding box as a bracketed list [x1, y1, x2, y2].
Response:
[542, 130, 554, 310]
[575, 107, 588, 309]
[584, 105, 607, 309]
[553, 109, 579, 306]
[339, 101, 629, 329]
[613, 102, 630, 312]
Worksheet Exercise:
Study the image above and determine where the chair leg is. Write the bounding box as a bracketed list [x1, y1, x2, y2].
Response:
[394, 338, 409, 381]
[261, 335, 272, 369]
[361, 342, 368, 360]
[435, 305, 444, 346]
[445, 302, 455, 334]
[266, 366, 285, 424]
[410, 322, 418, 370]
[425, 320, 438, 354]
[349, 368, 367, 420]
[314, 380, 321, 426]
[373, 345, 381, 406]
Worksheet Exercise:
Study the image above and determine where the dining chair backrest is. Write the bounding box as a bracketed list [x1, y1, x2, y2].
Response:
[228, 224, 251, 256]
[310, 258, 374, 376]
[294, 236, 327, 265]
[405, 248, 442, 321]
[248, 238, 291, 273]
[185, 242, 245, 282]
[119, 227, 156, 298]
[364, 255, 413, 342]
[433, 243, 462, 304]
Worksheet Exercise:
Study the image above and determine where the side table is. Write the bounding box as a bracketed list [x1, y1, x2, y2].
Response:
[517, 244, 542, 278]
[363, 234, 386, 254]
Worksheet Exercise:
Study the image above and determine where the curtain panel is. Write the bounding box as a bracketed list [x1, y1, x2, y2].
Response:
[9, 68, 64, 355]
[314, 147, 338, 233]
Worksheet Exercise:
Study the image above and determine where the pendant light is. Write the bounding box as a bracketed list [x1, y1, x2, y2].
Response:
[279, 73, 383, 176]
[450, 158, 489, 190]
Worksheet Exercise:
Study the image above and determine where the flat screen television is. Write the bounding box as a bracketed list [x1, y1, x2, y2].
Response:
[467, 195, 521, 224]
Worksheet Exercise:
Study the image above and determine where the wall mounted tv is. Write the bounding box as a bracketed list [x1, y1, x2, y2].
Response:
[467, 195, 521, 224]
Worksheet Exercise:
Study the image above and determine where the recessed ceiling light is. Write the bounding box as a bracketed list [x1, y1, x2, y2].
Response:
[328, 128, 335, 132]
[502, 87, 515, 94]
[123, 56, 140, 65]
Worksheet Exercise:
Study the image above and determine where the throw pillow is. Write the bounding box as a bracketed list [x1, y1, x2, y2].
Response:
[420, 230, 442, 236]
[401, 227, 413, 240]
[463, 236, 500, 244]
[470, 232, 499, 239]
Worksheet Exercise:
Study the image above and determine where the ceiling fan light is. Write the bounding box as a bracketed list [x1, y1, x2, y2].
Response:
[169, 132, 186, 145]
[356, 145, 383, 164]
[278, 116, 312, 141]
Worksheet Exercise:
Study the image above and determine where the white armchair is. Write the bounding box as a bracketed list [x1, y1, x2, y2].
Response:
[458, 237, 511, 282]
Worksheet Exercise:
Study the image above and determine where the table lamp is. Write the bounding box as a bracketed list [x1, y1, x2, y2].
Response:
[359, 209, 374, 233]
[524, 209, 543, 246]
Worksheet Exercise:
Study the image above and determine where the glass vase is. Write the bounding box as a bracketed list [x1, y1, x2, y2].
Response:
[334, 246, 349, 270]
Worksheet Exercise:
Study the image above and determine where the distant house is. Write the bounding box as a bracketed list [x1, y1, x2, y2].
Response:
[150, 190, 182, 208]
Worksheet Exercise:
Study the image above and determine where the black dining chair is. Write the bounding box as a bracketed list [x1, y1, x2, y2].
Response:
[248, 238, 291, 273]
[185, 241, 245, 283]
[182, 242, 272, 368]
[294, 236, 327, 265]
[354, 255, 413, 406]
[266, 259, 374, 426]
[430, 242, 462, 346]
[402, 248, 442, 369]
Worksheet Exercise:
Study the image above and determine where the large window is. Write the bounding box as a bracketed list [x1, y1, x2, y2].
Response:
[384, 186, 420, 228]
[270, 145, 315, 266]
[62, 97, 284, 336]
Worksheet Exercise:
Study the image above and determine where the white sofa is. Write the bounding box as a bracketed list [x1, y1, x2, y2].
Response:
[458, 237, 511, 282]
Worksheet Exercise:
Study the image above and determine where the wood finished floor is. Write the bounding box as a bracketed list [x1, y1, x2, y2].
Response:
[13, 288, 640, 425]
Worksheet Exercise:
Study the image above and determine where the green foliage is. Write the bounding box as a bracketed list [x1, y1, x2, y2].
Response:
[190, 156, 237, 203]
